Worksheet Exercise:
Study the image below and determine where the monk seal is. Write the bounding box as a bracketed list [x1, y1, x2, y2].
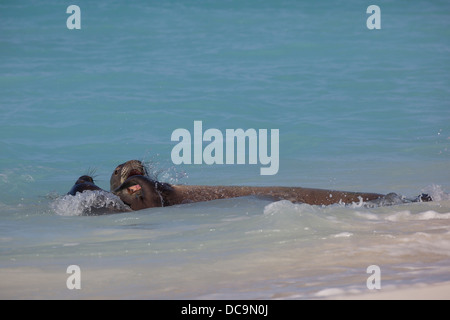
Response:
[113, 174, 384, 210]
[112, 175, 174, 211]
[110, 160, 148, 192]
[66, 175, 132, 215]
[111, 160, 432, 211]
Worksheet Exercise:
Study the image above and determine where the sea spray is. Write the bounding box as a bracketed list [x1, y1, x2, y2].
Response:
[50, 190, 131, 216]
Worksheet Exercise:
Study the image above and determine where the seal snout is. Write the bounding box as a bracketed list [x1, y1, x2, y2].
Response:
[128, 169, 144, 178]
[112, 174, 166, 210]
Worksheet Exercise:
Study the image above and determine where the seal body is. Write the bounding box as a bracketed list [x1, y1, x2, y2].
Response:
[111, 160, 407, 211]
[169, 185, 385, 206]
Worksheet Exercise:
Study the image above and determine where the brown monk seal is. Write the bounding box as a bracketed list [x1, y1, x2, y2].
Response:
[113, 174, 385, 210]
[111, 160, 433, 211]
[110, 160, 148, 192]
[112, 175, 174, 210]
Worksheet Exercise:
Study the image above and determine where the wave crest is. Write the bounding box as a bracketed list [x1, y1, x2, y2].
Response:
[50, 190, 131, 216]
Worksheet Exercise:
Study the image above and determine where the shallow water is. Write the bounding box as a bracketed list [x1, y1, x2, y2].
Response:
[1, 195, 450, 299]
[1, 0, 449, 299]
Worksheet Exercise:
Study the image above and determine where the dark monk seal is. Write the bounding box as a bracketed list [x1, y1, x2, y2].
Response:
[67, 175, 132, 214]
[111, 160, 432, 211]
[68, 175, 103, 195]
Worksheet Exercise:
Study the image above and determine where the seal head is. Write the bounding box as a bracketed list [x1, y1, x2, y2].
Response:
[110, 160, 148, 192]
[113, 175, 174, 211]
[68, 175, 103, 196]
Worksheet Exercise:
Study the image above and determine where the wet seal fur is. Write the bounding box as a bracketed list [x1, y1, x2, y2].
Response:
[68, 175, 103, 196]
[111, 160, 433, 211]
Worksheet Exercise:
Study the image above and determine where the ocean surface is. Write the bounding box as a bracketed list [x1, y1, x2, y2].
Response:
[1, 0, 449, 299]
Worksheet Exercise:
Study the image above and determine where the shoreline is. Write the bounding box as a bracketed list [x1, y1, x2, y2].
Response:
[334, 282, 450, 300]
[1, 264, 449, 300]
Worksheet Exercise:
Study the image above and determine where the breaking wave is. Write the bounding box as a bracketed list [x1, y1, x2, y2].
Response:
[50, 190, 131, 216]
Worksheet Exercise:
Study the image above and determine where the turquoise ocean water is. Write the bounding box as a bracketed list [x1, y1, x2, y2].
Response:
[1, 0, 449, 299]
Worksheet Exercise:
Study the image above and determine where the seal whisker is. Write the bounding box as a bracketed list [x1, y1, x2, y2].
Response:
[85, 167, 98, 181]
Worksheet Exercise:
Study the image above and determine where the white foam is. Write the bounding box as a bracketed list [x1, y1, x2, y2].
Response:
[20, 174, 34, 182]
[315, 288, 346, 297]
[333, 232, 354, 238]
[263, 200, 310, 216]
[421, 185, 450, 202]
[348, 197, 365, 208]
[354, 211, 379, 220]
[385, 210, 412, 222]
[385, 210, 450, 222]
[50, 190, 131, 216]
[62, 243, 80, 247]
[263, 200, 295, 215]
[0, 173, 8, 183]
[416, 211, 450, 220]
[385, 233, 450, 257]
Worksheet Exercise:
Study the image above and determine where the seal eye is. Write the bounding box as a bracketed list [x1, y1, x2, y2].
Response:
[114, 169, 119, 175]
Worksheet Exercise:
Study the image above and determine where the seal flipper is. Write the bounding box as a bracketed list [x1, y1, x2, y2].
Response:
[417, 193, 433, 202]
[366, 192, 433, 207]
[400, 193, 433, 203]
